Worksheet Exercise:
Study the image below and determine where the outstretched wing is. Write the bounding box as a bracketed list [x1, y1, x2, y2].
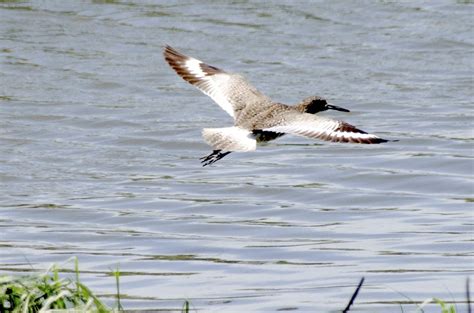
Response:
[164, 45, 272, 119]
[263, 113, 388, 144]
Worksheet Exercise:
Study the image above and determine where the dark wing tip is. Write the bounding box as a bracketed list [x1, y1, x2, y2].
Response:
[163, 45, 224, 85]
[333, 122, 394, 144]
[361, 137, 389, 144]
[335, 136, 388, 144]
[163, 45, 187, 63]
[348, 136, 398, 144]
[163, 45, 201, 85]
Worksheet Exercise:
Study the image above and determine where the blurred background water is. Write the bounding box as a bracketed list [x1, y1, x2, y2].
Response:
[0, 1, 472, 312]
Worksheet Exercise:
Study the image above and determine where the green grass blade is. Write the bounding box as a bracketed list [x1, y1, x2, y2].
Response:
[110, 264, 123, 311]
[76, 281, 109, 313]
[434, 298, 457, 313]
[182, 299, 190, 313]
[75, 256, 80, 295]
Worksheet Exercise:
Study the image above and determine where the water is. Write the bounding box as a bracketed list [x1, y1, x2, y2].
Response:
[0, 1, 472, 312]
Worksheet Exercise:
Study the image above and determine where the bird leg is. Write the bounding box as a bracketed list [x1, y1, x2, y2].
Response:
[200, 150, 231, 167]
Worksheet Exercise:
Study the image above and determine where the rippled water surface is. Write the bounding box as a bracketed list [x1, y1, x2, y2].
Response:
[1, 1, 473, 312]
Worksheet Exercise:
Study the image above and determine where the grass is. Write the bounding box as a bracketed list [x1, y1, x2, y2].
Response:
[344, 277, 469, 313]
[0, 257, 109, 312]
[0, 261, 469, 312]
[0, 257, 193, 313]
[433, 298, 457, 313]
[110, 265, 123, 311]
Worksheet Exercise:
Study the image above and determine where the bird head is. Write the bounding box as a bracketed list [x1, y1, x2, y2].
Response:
[296, 96, 350, 114]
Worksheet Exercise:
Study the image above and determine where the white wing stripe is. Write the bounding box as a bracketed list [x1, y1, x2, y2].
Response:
[332, 131, 377, 139]
[263, 118, 382, 142]
[180, 58, 236, 116]
[184, 58, 207, 78]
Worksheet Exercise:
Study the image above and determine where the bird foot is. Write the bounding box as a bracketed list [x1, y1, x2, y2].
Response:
[200, 150, 231, 167]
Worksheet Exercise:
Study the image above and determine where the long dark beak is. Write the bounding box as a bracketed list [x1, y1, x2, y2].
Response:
[326, 103, 350, 112]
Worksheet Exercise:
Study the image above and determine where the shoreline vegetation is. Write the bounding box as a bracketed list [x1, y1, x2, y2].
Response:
[0, 258, 468, 313]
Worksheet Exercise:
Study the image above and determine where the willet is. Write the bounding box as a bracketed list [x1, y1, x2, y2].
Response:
[164, 45, 392, 166]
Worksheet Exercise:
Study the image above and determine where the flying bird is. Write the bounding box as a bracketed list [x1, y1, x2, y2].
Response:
[163, 45, 392, 166]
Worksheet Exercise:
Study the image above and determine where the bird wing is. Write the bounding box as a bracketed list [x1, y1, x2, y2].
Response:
[202, 127, 257, 151]
[262, 113, 388, 144]
[164, 45, 272, 119]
